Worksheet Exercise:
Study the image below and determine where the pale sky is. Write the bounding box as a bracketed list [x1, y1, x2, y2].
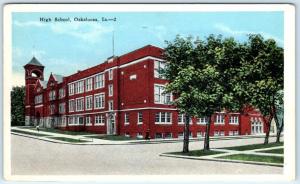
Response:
[12, 11, 284, 87]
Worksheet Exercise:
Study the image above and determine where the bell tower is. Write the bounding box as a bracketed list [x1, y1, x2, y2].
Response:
[23, 57, 44, 125]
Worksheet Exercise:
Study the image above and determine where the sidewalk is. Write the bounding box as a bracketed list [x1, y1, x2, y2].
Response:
[11, 126, 280, 145]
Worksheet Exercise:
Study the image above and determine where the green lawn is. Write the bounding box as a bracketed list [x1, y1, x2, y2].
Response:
[224, 142, 283, 151]
[86, 135, 142, 141]
[48, 137, 90, 143]
[258, 148, 284, 154]
[11, 129, 49, 137]
[168, 150, 224, 157]
[27, 128, 95, 135]
[218, 154, 284, 164]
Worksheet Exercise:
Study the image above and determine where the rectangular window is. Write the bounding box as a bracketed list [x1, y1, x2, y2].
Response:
[95, 115, 105, 125]
[35, 94, 43, 104]
[85, 78, 93, 91]
[75, 81, 84, 94]
[59, 103, 65, 114]
[108, 84, 113, 96]
[85, 96, 93, 110]
[154, 84, 172, 104]
[215, 114, 225, 124]
[178, 132, 184, 138]
[154, 60, 165, 79]
[49, 104, 55, 114]
[138, 112, 143, 124]
[68, 99, 75, 112]
[108, 69, 113, 80]
[76, 98, 84, 111]
[94, 73, 105, 89]
[49, 90, 56, 101]
[59, 88, 65, 99]
[155, 112, 172, 124]
[94, 93, 105, 109]
[108, 100, 113, 111]
[77, 116, 84, 125]
[85, 116, 91, 126]
[125, 113, 129, 125]
[198, 117, 208, 125]
[178, 114, 192, 125]
[68, 83, 74, 95]
[229, 116, 239, 124]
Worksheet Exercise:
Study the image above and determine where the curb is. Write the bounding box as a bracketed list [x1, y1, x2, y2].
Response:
[159, 153, 283, 167]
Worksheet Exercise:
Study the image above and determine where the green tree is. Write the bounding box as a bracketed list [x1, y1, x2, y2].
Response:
[11, 86, 25, 126]
[234, 34, 284, 144]
[164, 35, 238, 151]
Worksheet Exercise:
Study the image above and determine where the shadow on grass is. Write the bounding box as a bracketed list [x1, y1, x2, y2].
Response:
[167, 150, 225, 157]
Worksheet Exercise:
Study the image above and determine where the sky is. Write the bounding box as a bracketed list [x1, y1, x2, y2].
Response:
[12, 11, 284, 87]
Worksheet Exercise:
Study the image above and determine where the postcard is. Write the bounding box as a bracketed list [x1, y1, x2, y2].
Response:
[3, 3, 295, 182]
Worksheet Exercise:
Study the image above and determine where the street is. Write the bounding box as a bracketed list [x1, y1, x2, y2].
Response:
[11, 134, 283, 175]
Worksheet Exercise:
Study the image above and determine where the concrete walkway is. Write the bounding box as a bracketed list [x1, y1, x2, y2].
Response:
[11, 126, 281, 145]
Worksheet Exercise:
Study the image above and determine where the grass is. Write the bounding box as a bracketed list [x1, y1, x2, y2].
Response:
[26, 128, 95, 135]
[258, 148, 284, 154]
[224, 142, 283, 151]
[48, 137, 90, 143]
[218, 154, 284, 164]
[168, 150, 224, 157]
[86, 135, 142, 141]
[11, 129, 49, 137]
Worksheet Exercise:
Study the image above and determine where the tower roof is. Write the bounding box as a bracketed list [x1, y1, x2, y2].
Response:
[25, 57, 44, 67]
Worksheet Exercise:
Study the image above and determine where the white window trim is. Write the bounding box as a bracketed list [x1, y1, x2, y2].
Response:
[85, 116, 92, 126]
[229, 116, 239, 125]
[197, 117, 208, 125]
[94, 92, 105, 109]
[76, 97, 84, 112]
[108, 84, 113, 97]
[108, 69, 113, 80]
[137, 112, 143, 124]
[94, 115, 105, 126]
[215, 114, 225, 125]
[94, 73, 105, 89]
[124, 113, 129, 125]
[154, 84, 173, 105]
[85, 95, 93, 110]
[155, 112, 172, 125]
[85, 78, 93, 92]
[68, 83, 75, 96]
[69, 99, 75, 112]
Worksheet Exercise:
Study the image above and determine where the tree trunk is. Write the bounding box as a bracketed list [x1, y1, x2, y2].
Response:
[276, 118, 284, 143]
[264, 115, 273, 144]
[183, 115, 190, 153]
[204, 116, 211, 150]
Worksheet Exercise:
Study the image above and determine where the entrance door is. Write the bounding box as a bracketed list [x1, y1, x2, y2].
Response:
[107, 114, 116, 135]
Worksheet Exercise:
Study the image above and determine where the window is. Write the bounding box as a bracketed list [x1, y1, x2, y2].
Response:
[108, 100, 113, 111]
[138, 112, 143, 124]
[95, 115, 105, 125]
[59, 103, 65, 113]
[68, 83, 75, 95]
[49, 104, 55, 114]
[229, 116, 239, 124]
[85, 116, 91, 126]
[125, 113, 129, 125]
[49, 90, 56, 101]
[108, 69, 113, 80]
[95, 73, 105, 89]
[165, 132, 172, 139]
[68, 116, 75, 125]
[76, 98, 84, 111]
[75, 81, 84, 94]
[59, 88, 65, 99]
[77, 116, 84, 125]
[155, 112, 172, 124]
[35, 94, 43, 104]
[69, 99, 75, 112]
[154, 84, 172, 104]
[86, 78, 93, 91]
[178, 114, 192, 125]
[234, 130, 239, 135]
[154, 60, 165, 79]
[108, 84, 113, 96]
[137, 133, 143, 139]
[85, 96, 93, 110]
[198, 117, 208, 125]
[94, 93, 105, 109]
[155, 133, 163, 139]
[215, 114, 225, 124]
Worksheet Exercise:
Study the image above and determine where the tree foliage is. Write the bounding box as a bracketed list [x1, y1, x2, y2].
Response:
[11, 86, 25, 126]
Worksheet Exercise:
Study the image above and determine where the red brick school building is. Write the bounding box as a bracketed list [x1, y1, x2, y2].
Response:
[24, 45, 273, 139]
